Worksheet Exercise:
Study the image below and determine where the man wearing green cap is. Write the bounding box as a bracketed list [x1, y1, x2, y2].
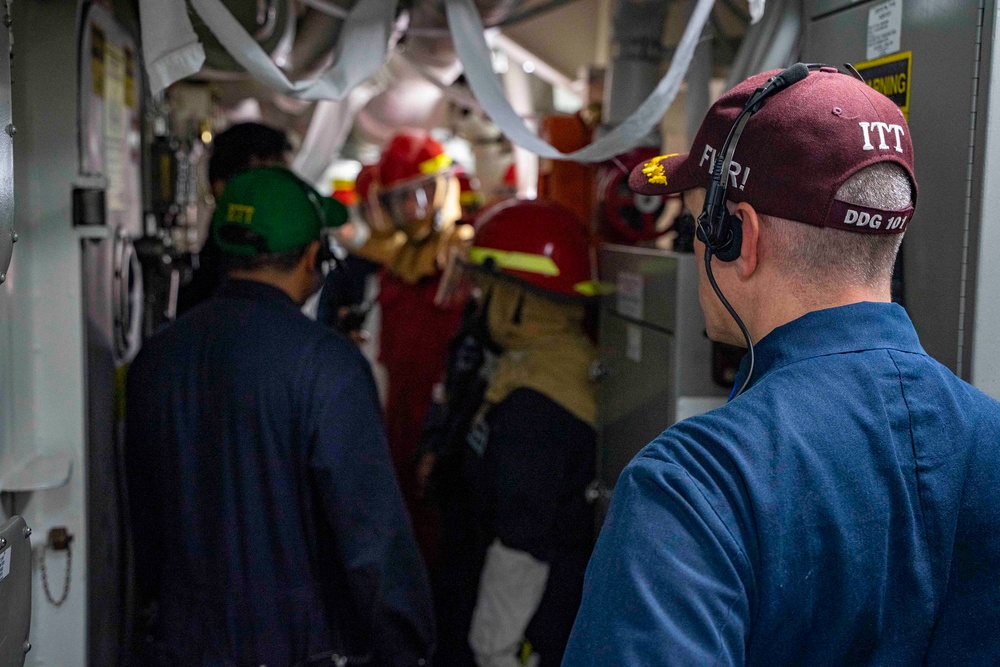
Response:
[125, 167, 435, 666]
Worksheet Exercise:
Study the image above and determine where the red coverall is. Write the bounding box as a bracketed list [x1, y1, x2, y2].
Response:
[378, 270, 464, 566]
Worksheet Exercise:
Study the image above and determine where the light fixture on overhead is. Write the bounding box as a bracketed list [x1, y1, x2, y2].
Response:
[522, 60, 535, 74]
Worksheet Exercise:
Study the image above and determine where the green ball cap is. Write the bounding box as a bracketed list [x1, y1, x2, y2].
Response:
[212, 167, 348, 257]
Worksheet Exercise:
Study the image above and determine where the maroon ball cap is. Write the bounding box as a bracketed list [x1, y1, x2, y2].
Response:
[629, 67, 918, 234]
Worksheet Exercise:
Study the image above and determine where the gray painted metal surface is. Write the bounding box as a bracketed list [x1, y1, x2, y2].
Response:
[10, 0, 91, 662]
[972, 4, 1000, 397]
[0, 516, 32, 667]
[595, 246, 728, 520]
[0, 5, 14, 285]
[803, 0, 989, 380]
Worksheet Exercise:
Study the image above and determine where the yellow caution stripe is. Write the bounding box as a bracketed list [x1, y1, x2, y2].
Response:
[419, 152, 453, 174]
[470, 246, 560, 276]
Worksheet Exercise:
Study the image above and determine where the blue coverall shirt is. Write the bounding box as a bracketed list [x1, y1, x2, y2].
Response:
[125, 279, 434, 666]
[564, 301, 1000, 665]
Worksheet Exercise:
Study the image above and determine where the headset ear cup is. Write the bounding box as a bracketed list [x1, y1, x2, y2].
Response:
[712, 212, 744, 262]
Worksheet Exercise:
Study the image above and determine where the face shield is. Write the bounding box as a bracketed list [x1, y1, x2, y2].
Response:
[378, 173, 452, 243]
[434, 243, 477, 308]
[359, 186, 395, 239]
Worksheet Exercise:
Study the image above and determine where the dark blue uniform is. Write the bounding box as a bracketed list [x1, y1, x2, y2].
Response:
[565, 302, 1000, 665]
[126, 280, 434, 666]
[477, 388, 596, 664]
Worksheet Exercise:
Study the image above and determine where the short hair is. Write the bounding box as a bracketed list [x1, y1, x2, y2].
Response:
[758, 162, 912, 288]
[208, 123, 291, 185]
[222, 244, 310, 274]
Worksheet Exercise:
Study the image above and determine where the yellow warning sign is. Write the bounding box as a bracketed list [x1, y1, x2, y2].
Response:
[854, 51, 912, 119]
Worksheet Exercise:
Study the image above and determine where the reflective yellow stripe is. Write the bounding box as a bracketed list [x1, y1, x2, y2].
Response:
[470, 246, 560, 276]
[459, 192, 483, 205]
[573, 280, 614, 296]
[419, 153, 452, 174]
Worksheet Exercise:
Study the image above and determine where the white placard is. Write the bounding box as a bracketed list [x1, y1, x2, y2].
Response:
[626, 323, 642, 362]
[0, 546, 10, 581]
[867, 0, 902, 60]
[616, 272, 644, 320]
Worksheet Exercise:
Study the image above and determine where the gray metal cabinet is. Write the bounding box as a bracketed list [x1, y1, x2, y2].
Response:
[595, 245, 729, 520]
[802, 0, 997, 385]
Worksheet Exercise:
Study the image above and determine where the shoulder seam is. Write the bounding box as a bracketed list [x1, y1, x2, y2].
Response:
[885, 349, 931, 549]
[750, 346, 929, 391]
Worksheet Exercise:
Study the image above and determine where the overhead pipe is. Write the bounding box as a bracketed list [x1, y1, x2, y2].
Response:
[602, 0, 673, 146]
[687, 1, 712, 146]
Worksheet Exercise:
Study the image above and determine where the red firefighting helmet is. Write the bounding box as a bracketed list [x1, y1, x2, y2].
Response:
[470, 198, 597, 299]
[377, 130, 454, 241]
[378, 130, 452, 187]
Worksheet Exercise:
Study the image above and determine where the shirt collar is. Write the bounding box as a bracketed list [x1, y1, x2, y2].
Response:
[730, 301, 925, 398]
[216, 278, 298, 310]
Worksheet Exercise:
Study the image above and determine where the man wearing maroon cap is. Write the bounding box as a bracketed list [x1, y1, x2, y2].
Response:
[563, 66, 1000, 664]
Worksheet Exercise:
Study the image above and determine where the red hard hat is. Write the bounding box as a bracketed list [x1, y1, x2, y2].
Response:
[471, 198, 595, 298]
[355, 164, 378, 199]
[378, 130, 452, 188]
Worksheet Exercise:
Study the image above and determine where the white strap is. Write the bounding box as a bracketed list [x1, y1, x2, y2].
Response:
[138, 0, 206, 95]
[299, 0, 350, 19]
[141, 0, 398, 100]
[189, 0, 397, 100]
[444, 0, 727, 162]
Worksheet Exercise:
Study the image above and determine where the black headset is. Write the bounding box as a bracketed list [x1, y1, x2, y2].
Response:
[698, 62, 866, 261]
[286, 169, 344, 273]
[700, 63, 864, 397]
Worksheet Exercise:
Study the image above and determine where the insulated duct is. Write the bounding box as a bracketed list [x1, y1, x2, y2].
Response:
[188, 0, 293, 73]
[353, 0, 516, 146]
